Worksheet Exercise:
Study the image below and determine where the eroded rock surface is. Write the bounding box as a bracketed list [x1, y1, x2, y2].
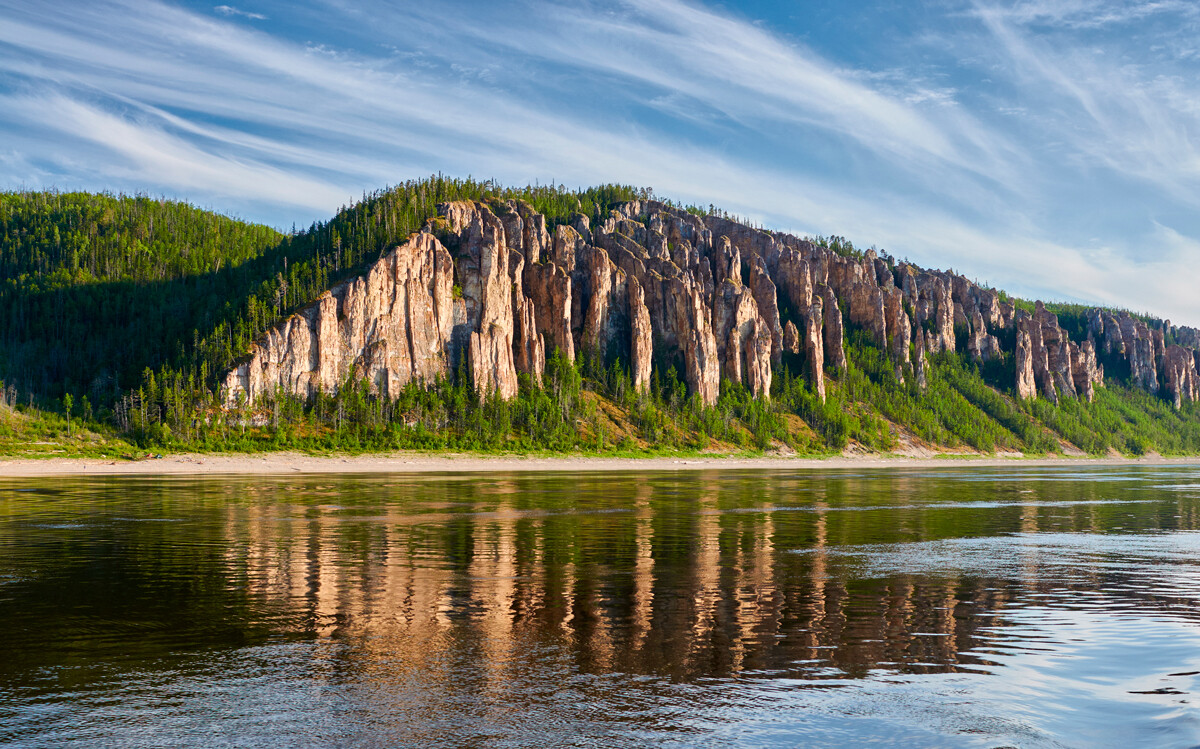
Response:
[223, 197, 1200, 411]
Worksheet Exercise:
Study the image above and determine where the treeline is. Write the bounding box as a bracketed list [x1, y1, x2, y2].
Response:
[0, 191, 282, 283]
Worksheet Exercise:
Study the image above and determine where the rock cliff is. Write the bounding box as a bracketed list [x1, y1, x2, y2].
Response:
[222, 197, 1200, 412]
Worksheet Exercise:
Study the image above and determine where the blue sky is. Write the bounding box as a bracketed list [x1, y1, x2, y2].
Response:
[3, 1, 1200, 323]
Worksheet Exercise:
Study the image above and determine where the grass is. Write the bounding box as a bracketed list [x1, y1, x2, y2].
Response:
[0, 404, 137, 458]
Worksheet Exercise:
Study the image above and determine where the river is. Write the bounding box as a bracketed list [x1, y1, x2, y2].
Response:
[2, 466, 1199, 747]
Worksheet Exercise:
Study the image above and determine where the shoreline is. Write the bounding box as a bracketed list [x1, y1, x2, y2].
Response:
[2, 451, 1200, 477]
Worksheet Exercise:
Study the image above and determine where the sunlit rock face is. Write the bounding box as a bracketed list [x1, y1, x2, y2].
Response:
[222, 230, 456, 404]
[1163, 345, 1200, 409]
[222, 198, 1200, 410]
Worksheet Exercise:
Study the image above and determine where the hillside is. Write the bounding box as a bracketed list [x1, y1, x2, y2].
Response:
[3, 178, 1200, 458]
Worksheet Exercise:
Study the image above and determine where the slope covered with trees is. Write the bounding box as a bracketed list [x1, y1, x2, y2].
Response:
[2, 178, 1199, 458]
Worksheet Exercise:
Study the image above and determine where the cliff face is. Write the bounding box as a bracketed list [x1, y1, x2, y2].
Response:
[223, 231, 456, 403]
[222, 198, 1200, 411]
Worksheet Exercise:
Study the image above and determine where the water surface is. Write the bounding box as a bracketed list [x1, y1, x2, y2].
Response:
[3, 466, 1200, 747]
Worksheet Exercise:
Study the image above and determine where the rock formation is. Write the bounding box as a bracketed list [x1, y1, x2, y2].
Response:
[1163, 345, 1199, 409]
[628, 277, 653, 392]
[221, 196, 1200, 413]
[223, 231, 456, 403]
[1015, 325, 1036, 400]
[783, 320, 800, 355]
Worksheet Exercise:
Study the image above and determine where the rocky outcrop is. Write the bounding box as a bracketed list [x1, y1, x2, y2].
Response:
[1015, 325, 1036, 400]
[885, 287, 910, 382]
[576, 244, 619, 358]
[820, 285, 847, 370]
[1069, 339, 1102, 403]
[901, 268, 955, 355]
[445, 202, 520, 399]
[524, 261, 574, 362]
[628, 277, 653, 392]
[222, 194, 1200, 414]
[223, 231, 456, 403]
[512, 292, 545, 387]
[1036, 303, 1076, 401]
[748, 257, 783, 364]
[912, 327, 928, 389]
[1011, 302, 1104, 404]
[967, 309, 1000, 362]
[846, 281, 887, 347]
[805, 298, 826, 401]
[684, 284, 721, 405]
[1163, 345, 1199, 409]
[783, 320, 800, 355]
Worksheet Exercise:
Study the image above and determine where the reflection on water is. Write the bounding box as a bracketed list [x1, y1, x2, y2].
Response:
[2, 467, 1200, 747]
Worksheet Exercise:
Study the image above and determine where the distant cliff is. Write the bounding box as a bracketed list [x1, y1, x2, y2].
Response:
[222, 198, 1200, 411]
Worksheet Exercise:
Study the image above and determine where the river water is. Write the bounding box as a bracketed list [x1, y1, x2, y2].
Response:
[2, 466, 1200, 748]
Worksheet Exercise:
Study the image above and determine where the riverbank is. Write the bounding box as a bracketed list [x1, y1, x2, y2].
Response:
[2, 450, 1199, 476]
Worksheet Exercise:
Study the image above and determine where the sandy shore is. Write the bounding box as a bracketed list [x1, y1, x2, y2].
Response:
[2, 451, 1199, 477]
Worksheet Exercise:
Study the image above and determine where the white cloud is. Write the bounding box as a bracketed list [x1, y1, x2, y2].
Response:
[975, 3, 1200, 202]
[3, 93, 351, 211]
[434, 0, 1026, 195]
[214, 4, 266, 21]
[980, 0, 1196, 29]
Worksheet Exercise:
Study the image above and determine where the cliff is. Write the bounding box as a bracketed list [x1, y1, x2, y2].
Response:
[222, 198, 1200, 411]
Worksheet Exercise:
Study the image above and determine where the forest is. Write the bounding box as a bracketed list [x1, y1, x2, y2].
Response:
[3, 178, 1200, 459]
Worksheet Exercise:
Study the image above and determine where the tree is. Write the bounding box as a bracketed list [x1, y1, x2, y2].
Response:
[62, 393, 73, 437]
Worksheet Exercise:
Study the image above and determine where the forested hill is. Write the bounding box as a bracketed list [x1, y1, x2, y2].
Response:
[0, 180, 645, 408]
[2, 178, 1200, 458]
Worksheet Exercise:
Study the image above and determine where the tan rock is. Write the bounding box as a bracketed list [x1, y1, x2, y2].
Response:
[713, 278, 771, 397]
[713, 236, 741, 285]
[820, 284, 847, 369]
[745, 320, 773, 398]
[783, 320, 801, 355]
[577, 244, 617, 357]
[776, 247, 813, 317]
[223, 231, 455, 405]
[912, 327, 928, 389]
[512, 294, 545, 386]
[805, 298, 826, 401]
[748, 256, 783, 364]
[1015, 324, 1036, 400]
[225, 195, 1200, 418]
[685, 288, 721, 405]
[885, 287, 911, 381]
[524, 261, 574, 362]
[1069, 339, 1102, 402]
[629, 277, 653, 392]
[847, 281, 887, 346]
[1164, 344, 1199, 409]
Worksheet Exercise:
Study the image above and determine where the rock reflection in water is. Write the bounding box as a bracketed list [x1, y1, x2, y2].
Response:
[1, 467, 1200, 748]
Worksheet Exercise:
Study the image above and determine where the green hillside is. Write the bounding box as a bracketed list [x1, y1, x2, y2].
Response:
[2, 178, 1198, 458]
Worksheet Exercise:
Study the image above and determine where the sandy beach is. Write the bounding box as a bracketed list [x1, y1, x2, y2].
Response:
[2, 451, 1199, 477]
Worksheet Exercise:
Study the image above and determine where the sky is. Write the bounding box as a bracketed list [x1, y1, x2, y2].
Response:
[3, 1, 1200, 323]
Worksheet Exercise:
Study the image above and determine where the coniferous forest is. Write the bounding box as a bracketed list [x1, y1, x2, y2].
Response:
[3, 176, 1200, 459]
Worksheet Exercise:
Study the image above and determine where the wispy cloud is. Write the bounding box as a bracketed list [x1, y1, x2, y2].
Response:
[213, 4, 266, 21]
[975, 3, 1200, 204]
[2, 93, 349, 211]
[411, 0, 1026, 197]
[1, 0, 1200, 323]
[978, 0, 1196, 29]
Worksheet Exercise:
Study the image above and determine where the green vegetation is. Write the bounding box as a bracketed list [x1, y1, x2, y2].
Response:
[3, 179, 1200, 461]
[0, 399, 135, 458]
